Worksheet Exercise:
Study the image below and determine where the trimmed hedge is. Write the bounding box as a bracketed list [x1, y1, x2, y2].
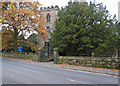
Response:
[2, 53, 39, 61]
[57, 56, 120, 69]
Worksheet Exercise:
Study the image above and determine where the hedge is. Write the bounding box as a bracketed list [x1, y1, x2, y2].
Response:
[2, 53, 39, 61]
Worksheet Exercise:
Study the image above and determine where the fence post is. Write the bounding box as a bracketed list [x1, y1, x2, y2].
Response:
[53, 48, 59, 64]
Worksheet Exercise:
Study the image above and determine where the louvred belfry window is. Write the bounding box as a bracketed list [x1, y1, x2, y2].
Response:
[46, 13, 51, 23]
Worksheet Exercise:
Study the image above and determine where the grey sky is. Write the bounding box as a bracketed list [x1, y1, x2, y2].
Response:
[39, 0, 120, 20]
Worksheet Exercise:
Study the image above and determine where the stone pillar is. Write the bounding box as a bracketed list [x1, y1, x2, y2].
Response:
[38, 48, 42, 62]
[53, 48, 59, 64]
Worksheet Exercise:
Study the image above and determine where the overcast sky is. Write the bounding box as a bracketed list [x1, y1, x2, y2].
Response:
[39, 0, 120, 20]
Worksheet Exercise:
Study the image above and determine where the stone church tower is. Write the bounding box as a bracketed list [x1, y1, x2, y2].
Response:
[38, 6, 59, 48]
[41, 6, 59, 31]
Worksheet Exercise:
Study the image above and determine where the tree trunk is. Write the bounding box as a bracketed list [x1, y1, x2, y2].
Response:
[14, 39, 18, 53]
[13, 27, 18, 53]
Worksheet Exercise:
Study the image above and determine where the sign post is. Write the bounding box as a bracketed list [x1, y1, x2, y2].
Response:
[17, 47, 23, 54]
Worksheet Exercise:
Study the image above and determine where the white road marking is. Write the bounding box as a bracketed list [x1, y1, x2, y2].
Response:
[68, 79, 89, 84]
[65, 68, 118, 77]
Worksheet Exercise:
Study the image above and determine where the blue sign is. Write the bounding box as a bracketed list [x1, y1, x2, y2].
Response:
[17, 47, 23, 53]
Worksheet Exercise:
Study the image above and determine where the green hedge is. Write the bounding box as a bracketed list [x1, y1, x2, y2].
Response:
[2, 53, 39, 61]
[57, 56, 120, 69]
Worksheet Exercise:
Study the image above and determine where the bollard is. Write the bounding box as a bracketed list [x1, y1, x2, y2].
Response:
[53, 48, 59, 64]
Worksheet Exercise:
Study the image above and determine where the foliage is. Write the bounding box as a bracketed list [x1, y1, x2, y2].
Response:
[2, 53, 38, 61]
[18, 33, 39, 53]
[2, 33, 39, 53]
[2, 2, 48, 53]
[50, 2, 118, 56]
[27, 33, 38, 45]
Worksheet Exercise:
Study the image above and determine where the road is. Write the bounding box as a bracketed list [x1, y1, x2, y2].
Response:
[2, 58, 119, 84]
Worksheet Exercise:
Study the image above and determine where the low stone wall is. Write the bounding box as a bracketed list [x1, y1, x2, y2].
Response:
[57, 56, 120, 69]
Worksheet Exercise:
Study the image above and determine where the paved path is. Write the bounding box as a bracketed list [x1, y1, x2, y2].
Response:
[58, 65, 119, 76]
[2, 58, 119, 84]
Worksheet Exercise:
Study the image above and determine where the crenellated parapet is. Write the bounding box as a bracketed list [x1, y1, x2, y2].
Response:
[40, 5, 60, 11]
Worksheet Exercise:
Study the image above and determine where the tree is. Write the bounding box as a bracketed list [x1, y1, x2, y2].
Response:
[2, 30, 13, 51]
[18, 34, 26, 41]
[27, 33, 38, 45]
[2, 1, 48, 53]
[50, 2, 118, 56]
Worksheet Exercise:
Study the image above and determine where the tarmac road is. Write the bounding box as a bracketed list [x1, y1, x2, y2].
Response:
[2, 58, 119, 84]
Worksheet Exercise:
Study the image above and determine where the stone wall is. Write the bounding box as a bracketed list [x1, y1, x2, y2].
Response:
[57, 56, 120, 69]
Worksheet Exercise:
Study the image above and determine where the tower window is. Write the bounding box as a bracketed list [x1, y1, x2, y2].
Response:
[46, 26, 50, 30]
[46, 13, 51, 23]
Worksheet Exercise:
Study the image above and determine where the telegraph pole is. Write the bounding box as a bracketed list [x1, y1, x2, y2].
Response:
[90, 0, 95, 4]
[118, 1, 120, 57]
[94, 0, 96, 4]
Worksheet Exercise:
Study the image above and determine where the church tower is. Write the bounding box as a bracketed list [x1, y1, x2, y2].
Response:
[38, 6, 59, 48]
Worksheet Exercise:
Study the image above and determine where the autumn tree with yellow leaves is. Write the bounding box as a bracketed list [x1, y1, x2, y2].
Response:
[2, 1, 48, 53]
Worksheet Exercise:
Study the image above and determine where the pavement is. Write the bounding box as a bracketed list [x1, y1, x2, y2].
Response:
[57, 64, 119, 76]
[2, 58, 120, 84]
